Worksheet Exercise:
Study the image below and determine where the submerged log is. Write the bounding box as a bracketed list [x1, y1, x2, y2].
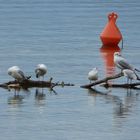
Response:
[102, 82, 140, 89]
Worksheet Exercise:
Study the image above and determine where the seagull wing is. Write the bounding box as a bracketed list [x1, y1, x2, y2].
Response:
[118, 60, 133, 70]
[17, 70, 26, 79]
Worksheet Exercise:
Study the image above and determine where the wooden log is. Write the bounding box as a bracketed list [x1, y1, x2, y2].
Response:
[0, 78, 74, 89]
[81, 72, 123, 89]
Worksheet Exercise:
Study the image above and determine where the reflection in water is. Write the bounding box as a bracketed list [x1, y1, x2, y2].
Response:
[8, 86, 30, 95]
[113, 89, 140, 130]
[8, 94, 24, 106]
[7, 87, 30, 107]
[117, 90, 139, 116]
[88, 88, 140, 129]
[87, 88, 112, 106]
[35, 88, 46, 106]
[88, 88, 110, 95]
[88, 88, 122, 106]
[8, 85, 21, 95]
[100, 45, 120, 76]
[48, 87, 58, 95]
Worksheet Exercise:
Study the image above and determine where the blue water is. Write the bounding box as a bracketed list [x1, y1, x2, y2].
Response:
[0, 0, 140, 140]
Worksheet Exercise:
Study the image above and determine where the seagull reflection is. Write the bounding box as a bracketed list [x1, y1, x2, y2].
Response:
[35, 88, 46, 100]
[87, 88, 111, 106]
[88, 88, 140, 120]
[8, 94, 24, 105]
[88, 88, 111, 96]
[8, 84, 30, 95]
[112, 89, 140, 132]
[113, 89, 140, 130]
[8, 84, 21, 95]
[35, 88, 46, 106]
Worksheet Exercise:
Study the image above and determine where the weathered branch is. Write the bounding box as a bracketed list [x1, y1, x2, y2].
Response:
[0, 78, 74, 89]
[81, 72, 123, 89]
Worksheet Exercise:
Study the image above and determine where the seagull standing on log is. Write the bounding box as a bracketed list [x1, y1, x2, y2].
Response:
[8, 66, 26, 82]
[122, 69, 137, 84]
[114, 52, 140, 80]
[88, 67, 98, 83]
[35, 64, 47, 80]
[114, 52, 140, 72]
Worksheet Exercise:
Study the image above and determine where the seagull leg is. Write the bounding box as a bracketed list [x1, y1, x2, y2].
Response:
[127, 78, 129, 84]
[39, 77, 41, 81]
[130, 79, 132, 84]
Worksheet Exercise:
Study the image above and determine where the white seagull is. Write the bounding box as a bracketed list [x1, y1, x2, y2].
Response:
[88, 67, 98, 83]
[122, 69, 137, 84]
[114, 52, 140, 72]
[35, 64, 47, 80]
[8, 66, 26, 82]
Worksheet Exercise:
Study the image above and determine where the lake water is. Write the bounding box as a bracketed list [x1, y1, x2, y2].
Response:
[0, 0, 140, 140]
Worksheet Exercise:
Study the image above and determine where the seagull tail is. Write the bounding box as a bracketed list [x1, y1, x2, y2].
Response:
[134, 71, 140, 80]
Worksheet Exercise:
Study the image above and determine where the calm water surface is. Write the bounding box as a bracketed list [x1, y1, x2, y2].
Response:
[0, 0, 140, 140]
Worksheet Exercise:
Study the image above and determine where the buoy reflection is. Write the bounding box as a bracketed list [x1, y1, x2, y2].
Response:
[100, 45, 120, 76]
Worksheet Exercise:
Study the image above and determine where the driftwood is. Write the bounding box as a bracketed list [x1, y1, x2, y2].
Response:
[81, 72, 140, 89]
[81, 72, 123, 89]
[0, 78, 74, 90]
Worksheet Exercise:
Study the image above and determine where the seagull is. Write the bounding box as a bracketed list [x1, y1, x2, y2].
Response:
[8, 66, 26, 82]
[114, 52, 140, 72]
[35, 64, 47, 80]
[122, 69, 137, 84]
[88, 67, 98, 83]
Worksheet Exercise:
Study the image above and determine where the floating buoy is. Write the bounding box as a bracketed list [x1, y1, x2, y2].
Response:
[100, 12, 122, 46]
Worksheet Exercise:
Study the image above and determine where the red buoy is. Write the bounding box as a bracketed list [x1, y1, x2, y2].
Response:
[100, 12, 122, 46]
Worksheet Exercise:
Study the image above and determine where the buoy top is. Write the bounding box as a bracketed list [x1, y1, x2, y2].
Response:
[108, 12, 118, 22]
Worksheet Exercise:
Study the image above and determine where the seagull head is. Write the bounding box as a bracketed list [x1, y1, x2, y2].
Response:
[7, 66, 20, 75]
[92, 67, 98, 71]
[114, 52, 121, 57]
